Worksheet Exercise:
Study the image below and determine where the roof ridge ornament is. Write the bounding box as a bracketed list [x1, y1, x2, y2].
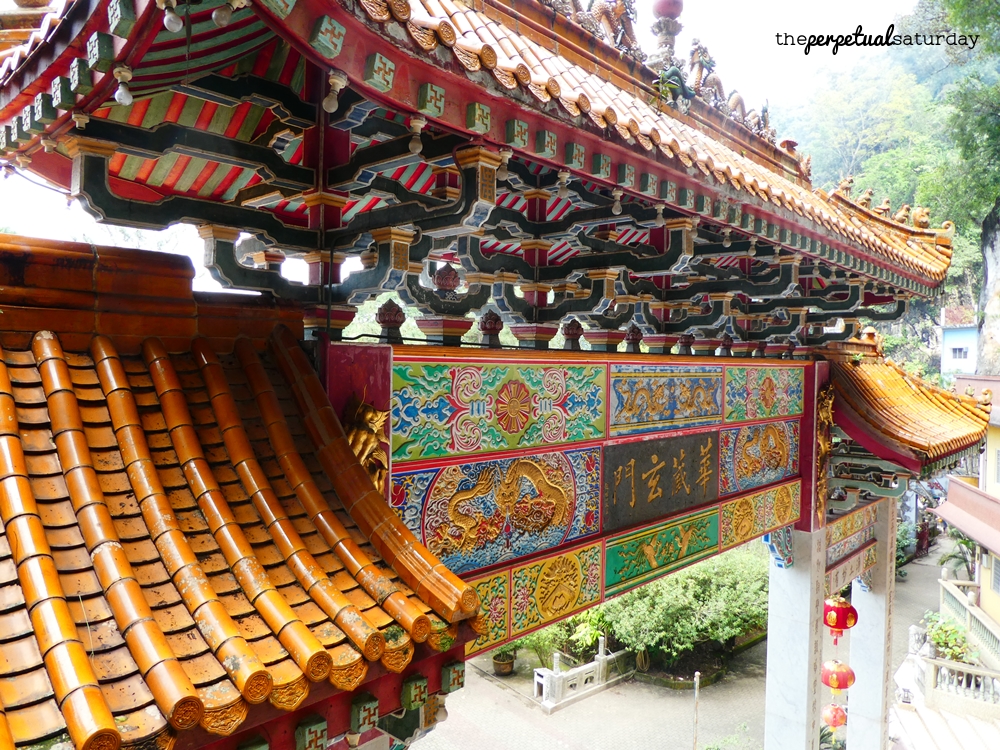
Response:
[541, 0, 646, 61]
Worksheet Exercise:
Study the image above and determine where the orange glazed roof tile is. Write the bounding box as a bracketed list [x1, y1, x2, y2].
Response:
[828, 333, 990, 476]
[334, 0, 956, 284]
[0, 237, 480, 750]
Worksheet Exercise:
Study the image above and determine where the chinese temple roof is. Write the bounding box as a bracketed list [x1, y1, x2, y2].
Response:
[0, 1, 64, 62]
[0, 0, 955, 300]
[0, 234, 478, 750]
[827, 332, 990, 476]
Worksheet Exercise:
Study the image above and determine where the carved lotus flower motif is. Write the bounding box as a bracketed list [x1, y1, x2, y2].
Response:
[495, 379, 531, 434]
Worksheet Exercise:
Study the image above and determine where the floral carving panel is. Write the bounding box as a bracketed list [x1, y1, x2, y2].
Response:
[391, 361, 605, 462]
[609, 364, 723, 437]
[723, 366, 804, 423]
[390, 448, 601, 574]
[719, 480, 802, 550]
[465, 571, 509, 655]
[604, 507, 719, 597]
[510, 543, 602, 636]
[719, 419, 800, 495]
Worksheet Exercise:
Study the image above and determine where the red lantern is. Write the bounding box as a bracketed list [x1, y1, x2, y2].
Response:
[821, 660, 856, 695]
[822, 703, 847, 731]
[824, 596, 858, 645]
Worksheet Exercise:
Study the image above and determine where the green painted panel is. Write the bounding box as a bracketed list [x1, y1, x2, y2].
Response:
[105, 104, 132, 124]
[177, 97, 206, 128]
[220, 167, 254, 201]
[173, 157, 209, 193]
[118, 155, 146, 182]
[289, 57, 306, 97]
[145, 153, 180, 188]
[206, 105, 235, 135]
[196, 162, 231, 198]
[136, 37, 272, 78]
[233, 105, 265, 143]
[391, 360, 606, 462]
[139, 91, 175, 129]
[141, 21, 266, 62]
[604, 507, 719, 597]
[264, 42, 291, 83]
[723, 366, 805, 423]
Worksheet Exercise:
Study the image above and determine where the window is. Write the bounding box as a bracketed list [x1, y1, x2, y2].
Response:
[993, 555, 1000, 595]
[952, 347, 969, 359]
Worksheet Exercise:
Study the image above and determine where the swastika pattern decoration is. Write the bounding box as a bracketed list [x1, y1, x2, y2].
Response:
[294, 716, 326, 750]
[418, 83, 446, 117]
[310, 16, 346, 59]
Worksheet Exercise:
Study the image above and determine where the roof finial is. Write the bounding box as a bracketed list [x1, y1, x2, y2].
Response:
[649, 0, 684, 72]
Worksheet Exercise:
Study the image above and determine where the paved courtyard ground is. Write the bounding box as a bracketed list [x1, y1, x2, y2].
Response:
[415, 545, 949, 750]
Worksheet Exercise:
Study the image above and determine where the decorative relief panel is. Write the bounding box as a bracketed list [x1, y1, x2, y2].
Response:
[825, 544, 877, 595]
[826, 501, 879, 546]
[602, 430, 718, 533]
[391, 361, 605, 462]
[510, 543, 602, 636]
[719, 419, 800, 495]
[390, 447, 601, 573]
[465, 571, 509, 655]
[826, 524, 876, 568]
[609, 364, 723, 437]
[723, 366, 804, 423]
[719, 480, 801, 550]
[604, 507, 719, 597]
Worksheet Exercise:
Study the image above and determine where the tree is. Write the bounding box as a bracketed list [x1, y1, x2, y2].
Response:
[942, 0, 1000, 56]
[938, 527, 977, 580]
[773, 0, 1000, 375]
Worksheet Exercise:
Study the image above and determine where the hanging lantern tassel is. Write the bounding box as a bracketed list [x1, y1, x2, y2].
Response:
[821, 660, 856, 696]
[822, 703, 847, 735]
[824, 596, 858, 645]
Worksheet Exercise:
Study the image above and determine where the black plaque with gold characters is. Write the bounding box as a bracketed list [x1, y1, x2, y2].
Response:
[602, 430, 719, 533]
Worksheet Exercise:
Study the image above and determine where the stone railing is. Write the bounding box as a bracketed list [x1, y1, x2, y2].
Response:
[532, 637, 633, 714]
[940, 577, 1000, 669]
[921, 656, 1000, 720]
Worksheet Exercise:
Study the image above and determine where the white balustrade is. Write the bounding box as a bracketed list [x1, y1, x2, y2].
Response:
[532, 636, 633, 714]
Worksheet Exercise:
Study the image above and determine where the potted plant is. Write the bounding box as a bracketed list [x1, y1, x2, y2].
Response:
[491, 642, 517, 676]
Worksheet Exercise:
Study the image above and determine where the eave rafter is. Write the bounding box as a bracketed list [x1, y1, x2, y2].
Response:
[0, 0, 955, 351]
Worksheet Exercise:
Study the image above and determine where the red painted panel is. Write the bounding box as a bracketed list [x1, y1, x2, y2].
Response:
[321, 338, 393, 502]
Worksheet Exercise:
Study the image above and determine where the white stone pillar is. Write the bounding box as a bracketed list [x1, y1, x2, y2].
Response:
[848, 498, 896, 750]
[764, 528, 827, 750]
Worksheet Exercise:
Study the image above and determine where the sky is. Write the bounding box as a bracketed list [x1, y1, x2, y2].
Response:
[0, 0, 920, 280]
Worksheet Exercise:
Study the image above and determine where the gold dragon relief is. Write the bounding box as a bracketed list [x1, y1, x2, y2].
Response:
[435, 458, 572, 556]
[614, 375, 719, 426]
[736, 422, 790, 480]
[816, 385, 835, 526]
[343, 395, 391, 494]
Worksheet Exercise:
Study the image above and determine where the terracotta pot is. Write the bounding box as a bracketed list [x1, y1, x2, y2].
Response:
[653, 0, 683, 19]
[492, 654, 515, 676]
[12, 0, 53, 8]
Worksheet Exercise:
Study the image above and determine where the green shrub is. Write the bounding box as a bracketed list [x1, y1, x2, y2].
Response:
[510, 620, 572, 666]
[598, 543, 769, 668]
[923, 611, 977, 663]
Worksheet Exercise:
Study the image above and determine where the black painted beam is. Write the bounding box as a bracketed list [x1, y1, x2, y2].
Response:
[79, 118, 314, 189]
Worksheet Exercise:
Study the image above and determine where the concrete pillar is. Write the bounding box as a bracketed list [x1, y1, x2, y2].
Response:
[848, 498, 896, 750]
[764, 528, 826, 750]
